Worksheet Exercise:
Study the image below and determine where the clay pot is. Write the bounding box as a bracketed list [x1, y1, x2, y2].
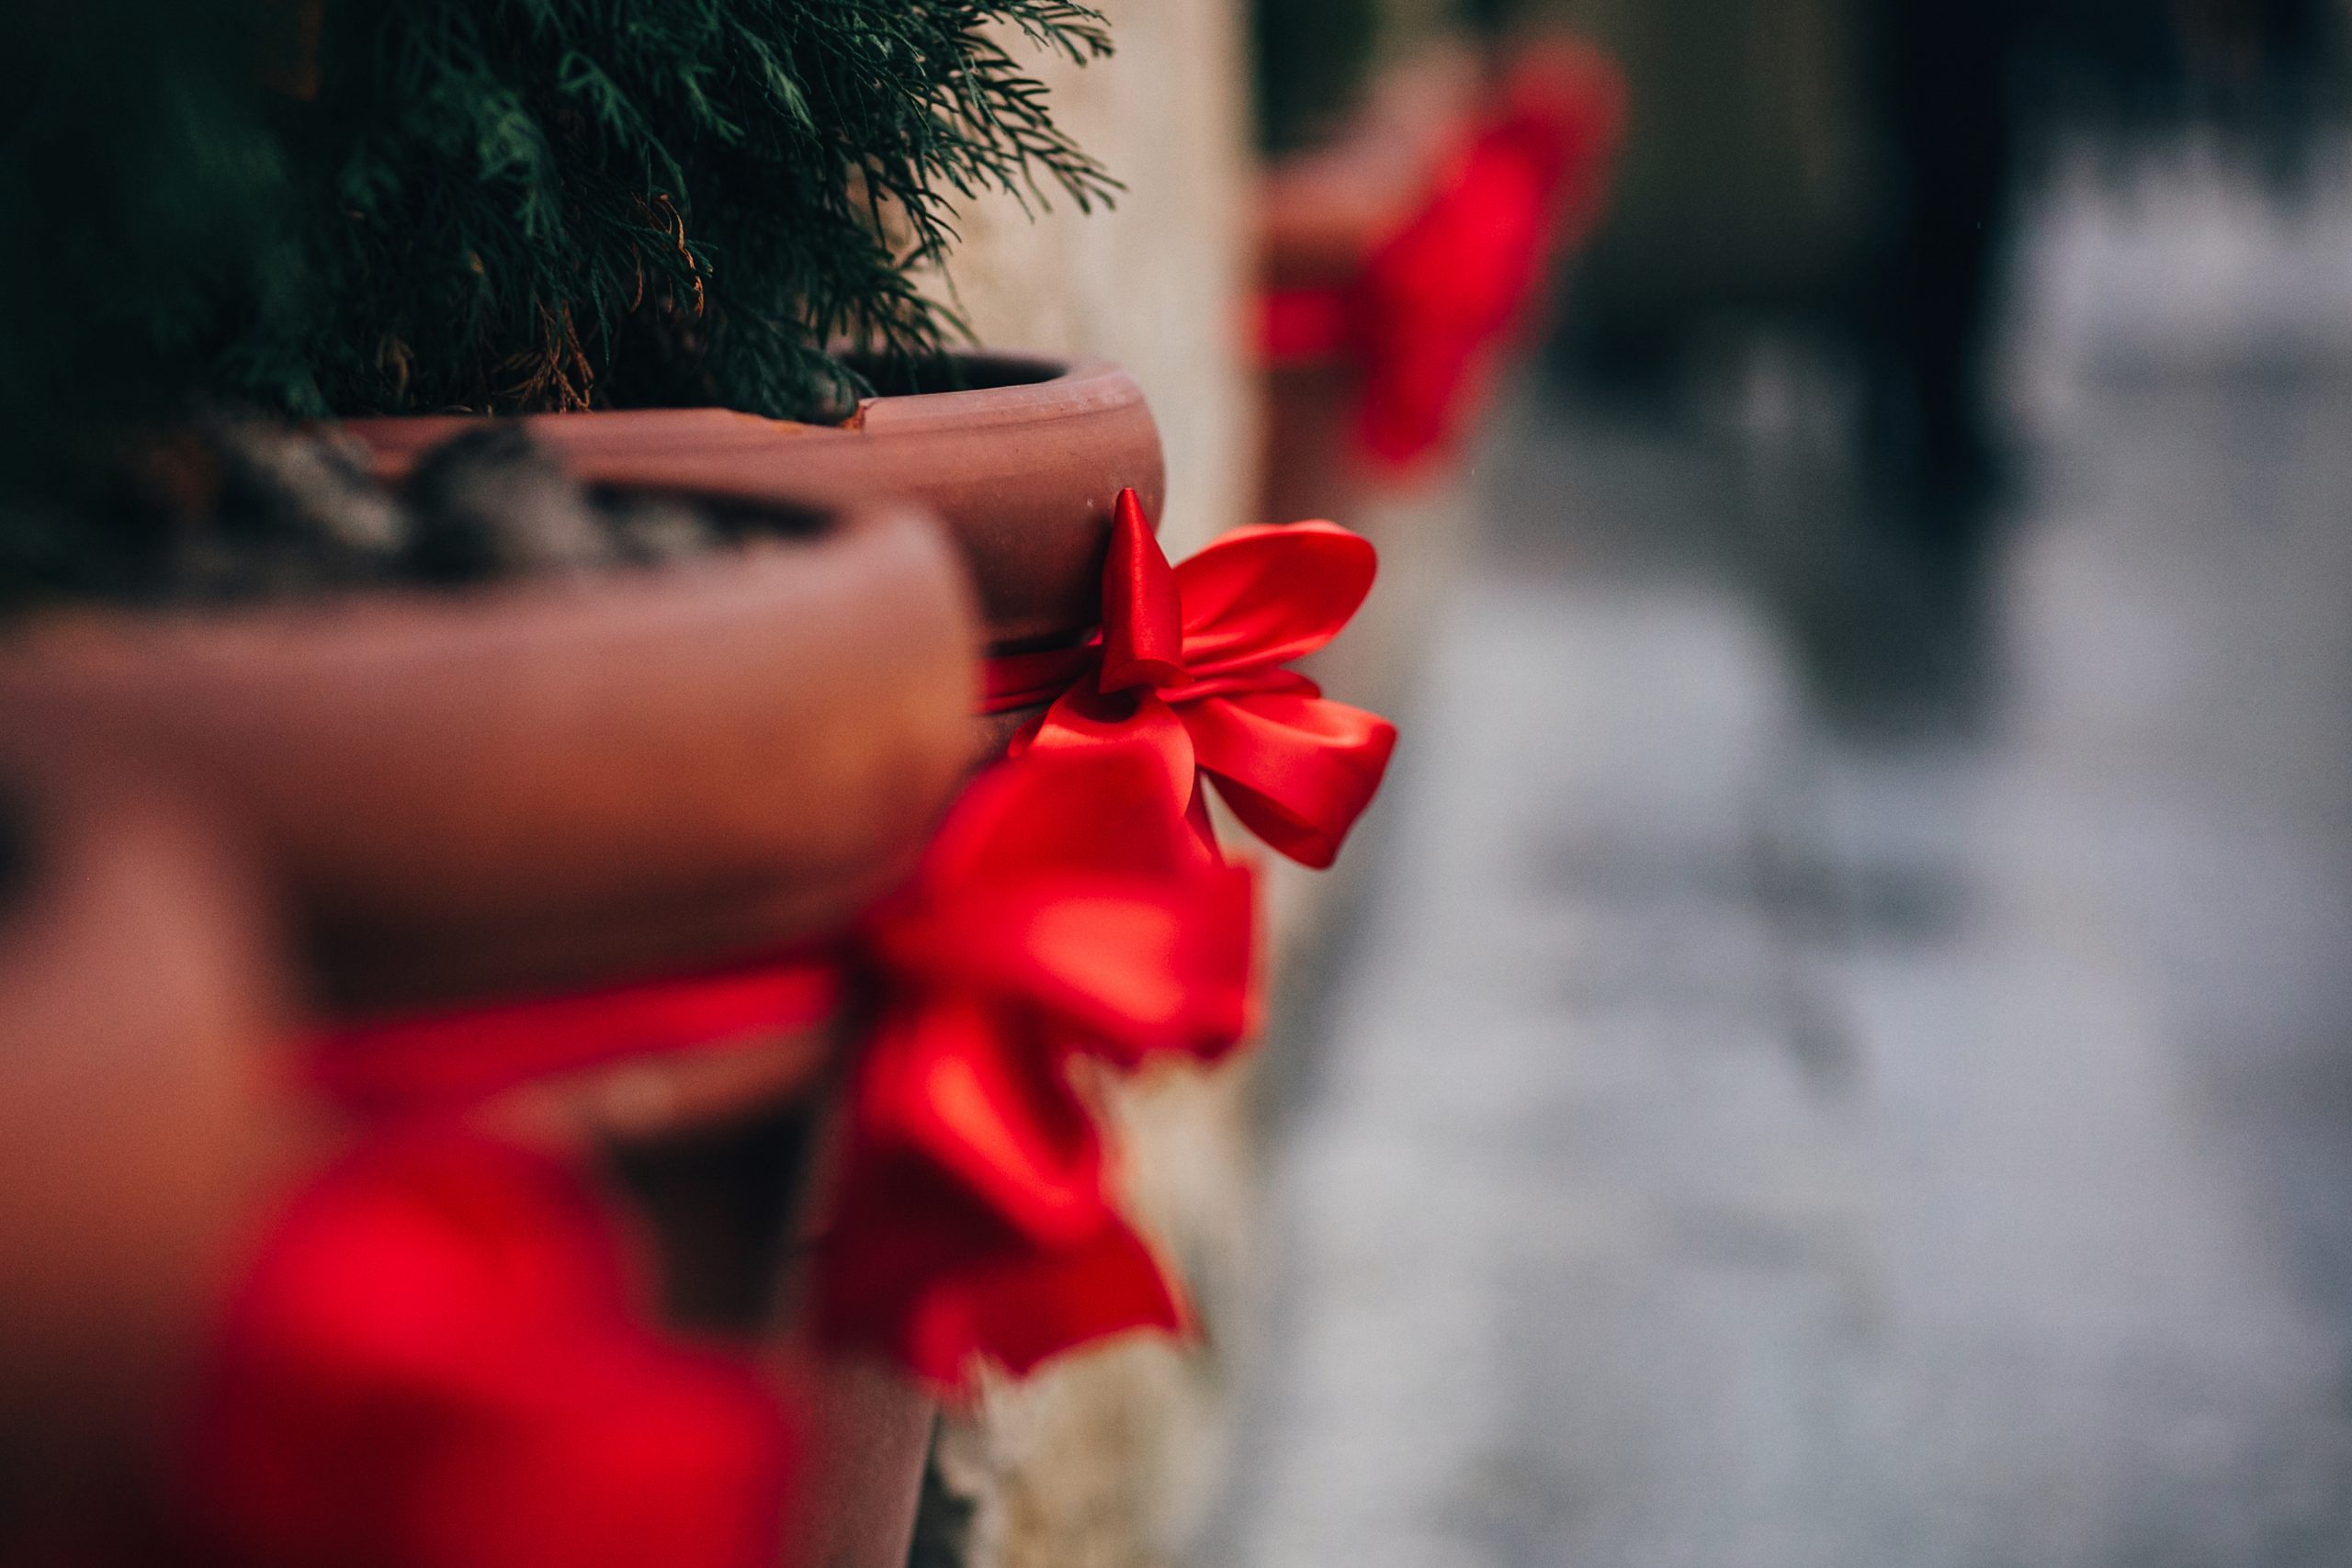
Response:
[764, 1098, 935, 1568]
[788, 1357, 935, 1568]
[0, 499, 978, 1014]
[346, 354, 1165, 650]
[0, 745, 301, 1546]
[542, 1008, 931, 1568]
[0, 355, 1159, 1559]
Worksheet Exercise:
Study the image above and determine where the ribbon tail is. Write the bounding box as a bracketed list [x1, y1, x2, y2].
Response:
[945, 1214, 1187, 1382]
[815, 1147, 1023, 1389]
[856, 1207, 1185, 1393]
[817, 1098, 1182, 1392]
[1099, 491, 1190, 691]
[848, 997, 1108, 1247]
[1186, 786, 1221, 863]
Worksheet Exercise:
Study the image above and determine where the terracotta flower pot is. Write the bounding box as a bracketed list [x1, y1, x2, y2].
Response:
[0, 745, 302, 1550]
[0, 499, 979, 1015]
[0, 708, 936, 1568]
[345, 354, 1166, 652]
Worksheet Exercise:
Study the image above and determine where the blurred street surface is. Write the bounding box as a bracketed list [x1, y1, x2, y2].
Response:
[1223, 140, 2352, 1567]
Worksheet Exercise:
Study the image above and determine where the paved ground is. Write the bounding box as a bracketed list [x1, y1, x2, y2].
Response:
[1221, 144, 2352, 1567]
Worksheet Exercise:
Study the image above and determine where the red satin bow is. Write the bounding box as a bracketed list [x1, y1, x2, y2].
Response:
[1265, 43, 1626, 470]
[188, 1133, 794, 1568]
[1010, 490, 1396, 872]
[816, 748, 1256, 1388]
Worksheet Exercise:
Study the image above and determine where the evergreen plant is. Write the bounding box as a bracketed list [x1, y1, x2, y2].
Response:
[0, 0, 303, 592]
[237, 0, 1118, 422]
[1, 0, 1119, 596]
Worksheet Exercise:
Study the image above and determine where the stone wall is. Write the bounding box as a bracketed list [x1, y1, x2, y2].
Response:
[926, 0, 1257, 558]
[912, 6, 1266, 1565]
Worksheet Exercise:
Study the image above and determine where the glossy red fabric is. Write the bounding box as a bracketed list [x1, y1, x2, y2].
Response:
[187, 1133, 794, 1568]
[816, 749, 1257, 1388]
[1009, 491, 1396, 870]
[311, 959, 841, 1115]
[1264, 42, 1627, 470]
[981, 644, 1092, 716]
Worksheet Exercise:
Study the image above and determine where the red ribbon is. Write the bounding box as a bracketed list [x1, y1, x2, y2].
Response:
[311, 959, 841, 1116]
[1262, 43, 1627, 470]
[1004, 490, 1396, 871]
[816, 748, 1256, 1388]
[187, 1132, 795, 1568]
[289, 493, 1366, 1395]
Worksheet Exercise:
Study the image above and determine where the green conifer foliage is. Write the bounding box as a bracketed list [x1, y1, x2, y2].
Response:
[236, 0, 1118, 422]
[0, 0, 304, 593]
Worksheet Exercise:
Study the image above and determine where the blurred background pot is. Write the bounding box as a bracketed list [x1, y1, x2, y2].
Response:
[1254, 37, 1623, 522]
[1256, 51, 1481, 525]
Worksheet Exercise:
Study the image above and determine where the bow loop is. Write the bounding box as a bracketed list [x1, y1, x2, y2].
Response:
[850, 992, 1106, 1246]
[920, 733, 1207, 888]
[873, 878, 1250, 1059]
[1186, 677, 1398, 871]
[818, 1138, 1181, 1389]
[1017, 685, 1198, 813]
[1170, 521, 1381, 678]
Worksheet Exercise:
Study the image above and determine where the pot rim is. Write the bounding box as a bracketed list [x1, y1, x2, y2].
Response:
[343, 354, 1142, 468]
[341, 351, 1164, 650]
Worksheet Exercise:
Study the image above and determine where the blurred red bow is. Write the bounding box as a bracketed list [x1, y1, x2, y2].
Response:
[1262, 43, 1626, 470]
[1355, 47, 1625, 467]
[817, 749, 1256, 1388]
[992, 491, 1396, 871]
[188, 1133, 794, 1568]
